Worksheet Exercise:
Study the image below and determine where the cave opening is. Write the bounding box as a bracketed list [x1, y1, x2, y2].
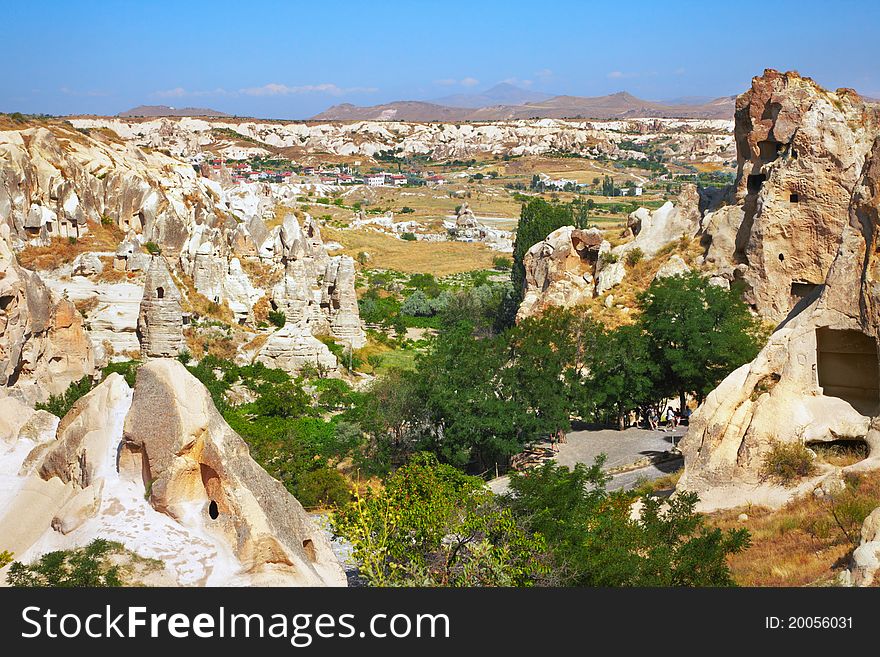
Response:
[156, 286, 164, 299]
[209, 500, 219, 519]
[806, 438, 870, 467]
[747, 173, 766, 193]
[816, 327, 880, 415]
[790, 192, 800, 203]
[302, 539, 317, 562]
[791, 281, 819, 302]
[758, 139, 783, 162]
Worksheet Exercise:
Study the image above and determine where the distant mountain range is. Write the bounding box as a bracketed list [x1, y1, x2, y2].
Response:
[431, 82, 554, 108]
[118, 105, 231, 118]
[312, 88, 737, 121]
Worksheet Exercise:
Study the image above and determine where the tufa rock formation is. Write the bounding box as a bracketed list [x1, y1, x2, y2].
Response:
[700, 69, 879, 321]
[137, 257, 184, 358]
[517, 226, 606, 321]
[678, 136, 880, 512]
[0, 225, 95, 403]
[0, 360, 346, 586]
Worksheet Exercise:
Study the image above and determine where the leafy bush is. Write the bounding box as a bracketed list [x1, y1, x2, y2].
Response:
[144, 241, 161, 255]
[599, 251, 619, 266]
[6, 539, 123, 587]
[761, 441, 817, 485]
[295, 467, 352, 509]
[400, 232, 417, 241]
[492, 255, 512, 270]
[400, 206, 415, 214]
[268, 310, 287, 328]
[625, 248, 644, 267]
[102, 360, 141, 387]
[36, 376, 94, 418]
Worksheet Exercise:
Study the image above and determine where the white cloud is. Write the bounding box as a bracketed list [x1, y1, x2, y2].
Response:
[460, 77, 480, 87]
[435, 77, 480, 88]
[502, 77, 533, 88]
[607, 71, 636, 79]
[535, 68, 553, 81]
[152, 87, 228, 98]
[60, 86, 110, 97]
[238, 82, 377, 96]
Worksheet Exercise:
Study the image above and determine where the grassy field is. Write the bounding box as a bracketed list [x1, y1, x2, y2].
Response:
[321, 226, 498, 275]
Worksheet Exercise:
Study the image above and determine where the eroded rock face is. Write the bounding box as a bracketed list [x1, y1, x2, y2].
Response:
[702, 69, 879, 321]
[137, 257, 184, 358]
[517, 226, 605, 321]
[0, 362, 345, 586]
[616, 185, 701, 259]
[678, 137, 880, 511]
[257, 213, 365, 374]
[0, 126, 216, 254]
[122, 360, 344, 585]
[0, 226, 95, 403]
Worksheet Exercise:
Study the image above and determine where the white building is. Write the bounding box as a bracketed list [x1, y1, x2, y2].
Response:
[364, 173, 385, 186]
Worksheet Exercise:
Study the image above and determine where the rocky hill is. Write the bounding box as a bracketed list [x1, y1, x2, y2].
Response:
[312, 91, 737, 121]
[118, 105, 231, 118]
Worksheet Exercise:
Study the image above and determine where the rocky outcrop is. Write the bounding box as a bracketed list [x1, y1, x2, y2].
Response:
[616, 185, 701, 259]
[257, 213, 365, 374]
[700, 69, 879, 321]
[0, 361, 345, 586]
[71, 115, 735, 164]
[678, 136, 880, 511]
[0, 225, 95, 403]
[516, 226, 606, 321]
[137, 257, 184, 358]
[0, 124, 218, 254]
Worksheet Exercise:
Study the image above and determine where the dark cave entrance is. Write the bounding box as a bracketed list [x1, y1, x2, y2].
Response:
[816, 328, 880, 415]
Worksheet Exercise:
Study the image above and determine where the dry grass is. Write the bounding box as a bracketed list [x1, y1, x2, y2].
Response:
[17, 220, 124, 271]
[242, 332, 269, 354]
[240, 258, 282, 289]
[708, 469, 880, 586]
[74, 295, 99, 318]
[321, 227, 497, 275]
[172, 272, 235, 324]
[583, 235, 706, 328]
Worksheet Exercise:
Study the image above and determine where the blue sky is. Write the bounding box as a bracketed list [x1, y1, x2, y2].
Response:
[2, 0, 878, 118]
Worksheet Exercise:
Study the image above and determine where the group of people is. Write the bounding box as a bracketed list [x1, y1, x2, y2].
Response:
[644, 405, 690, 432]
[548, 427, 567, 452]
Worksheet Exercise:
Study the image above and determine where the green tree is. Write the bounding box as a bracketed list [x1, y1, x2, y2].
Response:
[584, 324, 657, 430]
[637, 272, 764, 410]
[332, 455, 546, 586]
[505, 460, 750, 586]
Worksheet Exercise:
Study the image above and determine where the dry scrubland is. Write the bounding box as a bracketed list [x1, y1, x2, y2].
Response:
[321, 226, 499, 275]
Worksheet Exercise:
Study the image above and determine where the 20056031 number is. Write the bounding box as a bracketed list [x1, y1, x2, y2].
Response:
[787, 617, 852, 629]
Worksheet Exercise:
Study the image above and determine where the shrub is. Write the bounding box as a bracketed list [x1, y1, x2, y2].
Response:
[599, 251, 619, 267]
[102, 360, 141, 387]
[625, 248, 644, 267]
[400, 232, 417, 241]
[36, 376, 94, 418]
[400, 206, 415, 214]
[294, 467, 352, 509]
[761, 440, 817, 485]
[492, 255, 512, 270]
[177, 349, 192, 365]
[144, 241, 161, 255]
[5, 539, 123, 587]
[268, 310, 287, 328]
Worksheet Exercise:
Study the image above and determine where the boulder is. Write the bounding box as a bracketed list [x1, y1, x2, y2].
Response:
[516, 226, 604, 321]
[0, 363, 345, 586]
[71, 252, 104, 276]
[653, 254, 691, 280]
[709, 69, 878, 321]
